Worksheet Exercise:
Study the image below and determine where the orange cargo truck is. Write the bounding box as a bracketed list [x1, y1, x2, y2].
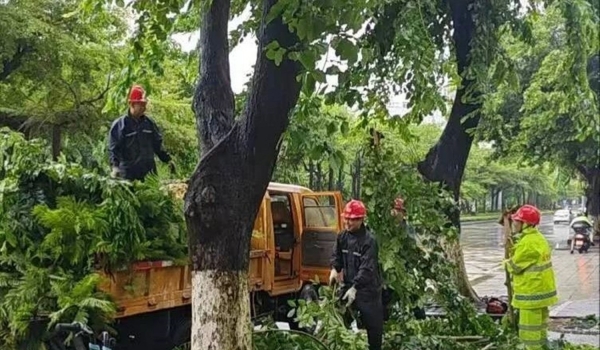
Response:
[98, 182, 343, 350]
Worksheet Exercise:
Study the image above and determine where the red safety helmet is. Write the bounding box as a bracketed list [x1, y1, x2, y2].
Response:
[343, 200, 366, 219]
[393, 196, 405, 211]
[511, 204, 541, 226]
[128, 85, 147, 103]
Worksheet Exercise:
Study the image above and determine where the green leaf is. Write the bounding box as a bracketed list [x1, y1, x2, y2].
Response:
[334, 37, 358, 65]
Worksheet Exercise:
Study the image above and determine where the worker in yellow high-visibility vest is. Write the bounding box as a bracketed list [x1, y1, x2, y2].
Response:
[505, 204, 558, 349]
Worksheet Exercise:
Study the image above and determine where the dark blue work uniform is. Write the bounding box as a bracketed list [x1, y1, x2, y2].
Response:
[108, 113, 171, 181]
[331, 225, 383, 350]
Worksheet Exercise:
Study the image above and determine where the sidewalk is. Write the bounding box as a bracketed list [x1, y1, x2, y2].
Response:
[469, 248, 599, 317]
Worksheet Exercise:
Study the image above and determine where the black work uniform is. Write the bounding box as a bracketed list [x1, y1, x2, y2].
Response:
[331, 224, 383, 350]
[108, 113, 171, 181]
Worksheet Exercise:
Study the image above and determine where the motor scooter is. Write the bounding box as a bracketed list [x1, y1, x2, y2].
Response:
[570, 224, 591, 254]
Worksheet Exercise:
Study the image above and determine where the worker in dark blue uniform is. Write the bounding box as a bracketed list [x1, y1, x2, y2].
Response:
[330, 199, 383, 350]
[108, 85, 174, 181]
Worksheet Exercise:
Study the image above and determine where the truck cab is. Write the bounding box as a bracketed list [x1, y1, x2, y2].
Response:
[100, 182, 344, 350]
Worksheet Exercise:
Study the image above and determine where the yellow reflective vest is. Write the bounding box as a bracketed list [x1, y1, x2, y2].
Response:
[505, 226, 558, 309]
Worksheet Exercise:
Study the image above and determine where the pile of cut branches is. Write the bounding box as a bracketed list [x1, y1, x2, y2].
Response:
[0, 128, 187, 348]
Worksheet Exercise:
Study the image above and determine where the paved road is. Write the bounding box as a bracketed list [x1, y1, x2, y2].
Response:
[461, 214, 599, 315]
[461, 215, 599, 345]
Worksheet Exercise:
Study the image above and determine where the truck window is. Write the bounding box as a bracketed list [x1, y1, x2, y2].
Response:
[270, 194, 295, 252]
[303, 196, 338, 229]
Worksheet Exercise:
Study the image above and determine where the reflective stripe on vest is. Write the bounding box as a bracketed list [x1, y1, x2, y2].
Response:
[514, 290, 557, 302]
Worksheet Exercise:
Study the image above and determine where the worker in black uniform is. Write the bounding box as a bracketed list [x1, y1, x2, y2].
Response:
[330, 199, 383, 350]
[108, 84, 174, 181]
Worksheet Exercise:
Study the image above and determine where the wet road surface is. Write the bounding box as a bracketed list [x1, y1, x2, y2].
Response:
[461, 214, 599, 314]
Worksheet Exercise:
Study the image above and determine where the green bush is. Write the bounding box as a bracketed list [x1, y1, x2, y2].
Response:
[0, 128, 187, 348]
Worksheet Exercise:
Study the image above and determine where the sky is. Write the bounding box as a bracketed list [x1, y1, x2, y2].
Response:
[166, 7, 449, 124]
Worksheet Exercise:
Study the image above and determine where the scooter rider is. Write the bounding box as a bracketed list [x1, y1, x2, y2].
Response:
[505, 204, 558, 349]
[570, 213, 594, 245]
[330, 199, 383, 350]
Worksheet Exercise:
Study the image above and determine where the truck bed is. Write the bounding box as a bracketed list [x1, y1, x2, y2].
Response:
[99, 250, 270, 319]
[98, 261, 192, 318]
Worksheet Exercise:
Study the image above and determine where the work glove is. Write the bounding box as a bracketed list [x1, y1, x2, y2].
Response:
[329, 268, 340, 285]
[110, 167, 120, 178]
[342, 286, 357, 307]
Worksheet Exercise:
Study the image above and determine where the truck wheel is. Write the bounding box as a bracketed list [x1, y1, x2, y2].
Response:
[170, 320, 191, 350]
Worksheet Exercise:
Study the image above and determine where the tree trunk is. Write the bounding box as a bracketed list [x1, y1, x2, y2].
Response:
[316, 162, 323, 190]
[352, 153, 362, 199]
[308, 160, 315, 189]
[51, 124, 61, 161]
[328, 166, 335, 190]
[337, 166, 344, 191]
[184, 0, 302, 348]
[579, 166, 600, 238]
[416, 0, 481, 301]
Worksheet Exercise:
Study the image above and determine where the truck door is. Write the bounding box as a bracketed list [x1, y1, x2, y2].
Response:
[298, 192, 343, 283]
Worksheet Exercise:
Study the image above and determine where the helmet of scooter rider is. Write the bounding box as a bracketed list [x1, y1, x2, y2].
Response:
[511, 204, 541, 226]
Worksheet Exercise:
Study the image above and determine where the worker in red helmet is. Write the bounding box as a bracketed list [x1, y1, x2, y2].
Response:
[388, 195, 425, 320]
[391, 196, 416, 237]
[330, 199, 383, 350]
[108, 85, 175, 181]
[505, 204, 558, 349]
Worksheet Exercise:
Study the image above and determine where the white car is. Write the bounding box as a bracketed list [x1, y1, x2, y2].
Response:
[553, 209, 571, 224]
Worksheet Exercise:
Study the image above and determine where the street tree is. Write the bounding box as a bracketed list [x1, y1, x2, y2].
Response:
[0, 0, 126, 158]
[480, 2, 599, 225]
[83, 0, 598, 346]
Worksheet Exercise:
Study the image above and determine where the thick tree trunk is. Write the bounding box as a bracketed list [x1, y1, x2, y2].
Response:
[184, 0, 302, 348]
[579, 166, 600, 238]
[191, 271, 251, 347]
[416, 0, 481, 301]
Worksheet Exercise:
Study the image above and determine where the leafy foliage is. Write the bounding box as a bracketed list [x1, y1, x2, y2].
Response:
[480, 2, 599, 177]
[0, 129, 187, 348]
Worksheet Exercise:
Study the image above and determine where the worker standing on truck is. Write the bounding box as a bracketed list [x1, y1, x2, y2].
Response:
[330, 199, 383, 350]
[505, 204, 558, 350]
[108, 84, 175, 181]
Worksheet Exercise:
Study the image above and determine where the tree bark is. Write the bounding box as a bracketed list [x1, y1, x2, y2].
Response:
[337, 166, 344, 191]
[328, 166, 335, 190]
[51, 124, 62, 161]
[416, 0, 481, 301]
[578, 166, 600, 238]
[351, 154, 362, 199]
[184, 0, 302, 348]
